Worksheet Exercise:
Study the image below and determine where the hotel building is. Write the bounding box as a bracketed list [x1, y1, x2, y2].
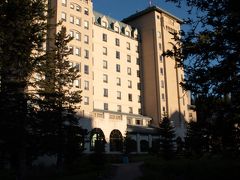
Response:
[47, 0, 196, 153]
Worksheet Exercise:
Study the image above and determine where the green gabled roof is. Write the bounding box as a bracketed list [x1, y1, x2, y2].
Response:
[93, 10, 133, 30]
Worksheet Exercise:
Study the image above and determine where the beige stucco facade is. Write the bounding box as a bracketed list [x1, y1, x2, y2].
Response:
[46, 0, 196, 153]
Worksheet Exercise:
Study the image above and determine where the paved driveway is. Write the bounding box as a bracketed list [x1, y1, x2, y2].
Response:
[111, 162, 143, 180]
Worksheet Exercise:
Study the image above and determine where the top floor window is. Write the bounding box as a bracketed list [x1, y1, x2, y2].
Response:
[126, 42, 130, 50]
[115, 26, 119, 32]
[102, 33, 107, 42]
[102, 21, 107, 28]
[76, 5, 81, 12]
[115, 38, 120, 46]
[84, 8, 89, 15]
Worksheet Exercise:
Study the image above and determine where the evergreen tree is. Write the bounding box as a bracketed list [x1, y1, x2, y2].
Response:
[164, 0, 240, 154]
[0, 0, 47, 179]
[35, 26, 82, 168]
[159, 117, 176, 159]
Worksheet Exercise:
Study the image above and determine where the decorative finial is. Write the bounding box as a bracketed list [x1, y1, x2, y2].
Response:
[149, 0, 152, 7]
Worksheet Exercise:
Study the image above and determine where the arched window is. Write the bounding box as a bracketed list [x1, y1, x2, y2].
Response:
[140, 140, 149, 152]
[90, 128, 105, 151]
[110, 129, 123, 152]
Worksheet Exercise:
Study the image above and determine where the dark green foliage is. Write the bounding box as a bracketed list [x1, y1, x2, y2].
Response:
[35, 26, 82, 168]
[159, 117, 176, 159]
[0, 0, 47, 179]
[164, 0, 240, 155]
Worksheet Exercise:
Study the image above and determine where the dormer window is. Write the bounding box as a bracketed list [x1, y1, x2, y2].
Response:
[115, 26, 119, 32]
[102, 21, 107, 28]
[126, 31, 130, 36]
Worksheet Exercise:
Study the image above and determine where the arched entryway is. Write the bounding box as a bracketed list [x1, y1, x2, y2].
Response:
[90, 128, 105, 151]
[110, 129, 123, 152]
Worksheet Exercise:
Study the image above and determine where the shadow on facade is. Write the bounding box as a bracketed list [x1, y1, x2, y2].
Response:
[169, 111, 187, 139]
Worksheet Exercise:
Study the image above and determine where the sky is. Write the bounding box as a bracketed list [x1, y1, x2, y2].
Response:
[92, 0, 190, 23]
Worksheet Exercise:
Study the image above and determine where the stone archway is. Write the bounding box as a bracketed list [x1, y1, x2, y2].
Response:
[90, 128, 105, 151]
[110, 129, 123, 152]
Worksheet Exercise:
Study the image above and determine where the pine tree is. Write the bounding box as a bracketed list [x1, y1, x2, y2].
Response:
[159, 117, 176, 159]
[35, 26, 82, 168]
[164, 0, 240, 155]
[0, 0, 47, 179]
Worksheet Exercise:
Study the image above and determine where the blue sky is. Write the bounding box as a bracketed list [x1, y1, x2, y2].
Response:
[92, 0, 189, 22]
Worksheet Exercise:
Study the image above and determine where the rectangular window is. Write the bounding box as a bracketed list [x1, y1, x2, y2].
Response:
[115, 38, 120, 46]
[104, 103, 108, 110]
[76, 18, 81, 26]
[116, 77, 121, 86]
[74, 79, 80, 88]
[136, 58, 140, 65]
[76, 5, 81, 11]
[62, 0, 67, 6]
[75, 47, 80, 56]
[84, 96, 89, 105]
[159, 43, 162, 50]
[161, 80, 164, 88]
[127, 67, 131, 75]
[74, 63, 80, 72]
[70, 3, 74, 9]
[128, 80, 132, 88]
[127, 55, 131, 63]
[136, 119, 143, 125]
[117, 105, 122, 112]
[160, 68, 164, 75]
[128, 94, 132, 101]
[84, 80, 89, 90]
[70, 15, 74, 24]
[103, 88, 108, 97]
[126, 42, 130, 50]
[69, 30, 74, 38]
[103, 47, 107, 55]
[84, 35, 89, 44]
[129, 107, 133, 114]
[103, 60, 108, 69]
[103, 74, 108, 83]
[116, 51, 120, 59]
[84, 7, 89, 15]
[116, 64, 120, 72]
[117, 91, 121, 100]
[61, 12, 66, 21]
[102, 33, 107, 42]
[157, 31, 161, 38]
[75, 32, 80, 41]
[69, 46, 73, 54]
[137, 70, 140, 77]
[162, 93, 165, 101]
[84, 20, 89, 29]
[84, 49, 89, 59]
[160, 55, 163, 62]
[84, 65, 89, 74]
